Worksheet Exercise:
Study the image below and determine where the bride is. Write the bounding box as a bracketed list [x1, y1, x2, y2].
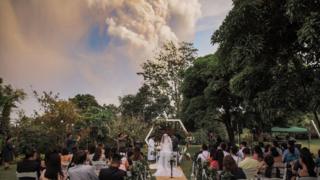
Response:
[154, 134, 182, 177]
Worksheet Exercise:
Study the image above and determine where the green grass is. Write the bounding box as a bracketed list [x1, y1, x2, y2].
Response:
[296, 139, 320, 155]
[180, 145, 199, 179]
[0, 164, 16, 180]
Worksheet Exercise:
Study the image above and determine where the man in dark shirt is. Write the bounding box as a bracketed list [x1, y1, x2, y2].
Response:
[99, 154, 126, 180]
[16, 149, 40, 180]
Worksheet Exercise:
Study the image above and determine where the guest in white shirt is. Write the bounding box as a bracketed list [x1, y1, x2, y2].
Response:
[197, 144, 210, 162]
[220, 143, 230, 156]
[238, 141, 247, 159]
[230, 146, 241, 165]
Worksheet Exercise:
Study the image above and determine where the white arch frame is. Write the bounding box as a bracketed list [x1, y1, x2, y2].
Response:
[145, 113, 189, 145]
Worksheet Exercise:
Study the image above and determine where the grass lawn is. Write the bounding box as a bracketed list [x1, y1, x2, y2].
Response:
[180, 145, 200, 179]
[296, 139, 320, 155]
[0, 164, 16, 180]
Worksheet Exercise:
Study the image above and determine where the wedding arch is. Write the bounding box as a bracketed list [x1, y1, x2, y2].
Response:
[144, 113, 189, 144]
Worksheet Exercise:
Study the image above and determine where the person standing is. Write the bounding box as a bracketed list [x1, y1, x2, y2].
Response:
[147, 136, 155, 161]
[2, 136, 14, 170]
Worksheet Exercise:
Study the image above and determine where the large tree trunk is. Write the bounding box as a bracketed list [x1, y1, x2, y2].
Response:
[224, 111, 235, 144]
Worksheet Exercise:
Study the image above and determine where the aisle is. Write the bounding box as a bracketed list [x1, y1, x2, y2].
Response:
[150, 164, 187, 180]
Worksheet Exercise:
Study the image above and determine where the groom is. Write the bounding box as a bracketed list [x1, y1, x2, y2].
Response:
[171, 134, 179, 165]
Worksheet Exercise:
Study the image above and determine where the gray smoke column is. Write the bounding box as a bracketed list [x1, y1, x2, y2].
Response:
[88, 0, 201, 65]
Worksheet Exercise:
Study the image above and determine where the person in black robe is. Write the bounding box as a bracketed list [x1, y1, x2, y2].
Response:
[2, 136, 14, 170]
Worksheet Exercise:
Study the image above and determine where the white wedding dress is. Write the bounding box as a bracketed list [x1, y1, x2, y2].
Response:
[153, 134, 182, 177]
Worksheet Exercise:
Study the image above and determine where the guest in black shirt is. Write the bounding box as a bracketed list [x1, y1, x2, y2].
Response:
[99, 154, 126, 180]
[17, 148, 40, 180]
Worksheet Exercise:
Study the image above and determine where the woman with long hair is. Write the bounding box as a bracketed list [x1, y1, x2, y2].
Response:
[92, 147, 106, 162]
[216, 149, 225, 170]
[222, 155, 246, 179]
[296, 148, 317, 178]
[40, 152, 64, 180]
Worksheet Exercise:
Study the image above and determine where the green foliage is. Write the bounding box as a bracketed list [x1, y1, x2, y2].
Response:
[119, 84, 171, 122]
[138, 41, 198, 118]
[182, 54, 242, 143]
[211, 0, 320, 130]
[0, 78, 26, 135]
[69, 94, 100, 110]
[109, 117, 149, 142]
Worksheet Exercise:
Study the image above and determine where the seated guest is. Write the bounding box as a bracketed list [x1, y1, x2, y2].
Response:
[270, 147, 283, 167]
[197, 144, 210, 163]
[293, 148, 317, 178]
[239, 148, 259, 179]
[40, 152, 64, 180]
[97, 144, 105, 155]
[253, 145, 263, 162]
[220, 142, 230, 156]
[239, 148, 259, 170]
[99, 154, 126, 180]
[258, 155, 280, 178]
[238, 141, 247, 159]
[60, 148, 72, 166]
[17, 148, 41, 180]
[119, 154, 129, 171]
[230, 146, 241, 165]
[258, 142, 265, 153]
[88, 144, 96, 162]
[315, 149, 320, 167]
[283, 140, 299, 163]
[221, 155, 246, 179]
[272, 141, 282, 155]
[264, 144, 271, 156]
[68, 150, 98, 180]
[92, 147, 106, 162]
[216, 149, 225, 170]
[209, 149, 219, 170]
[131, 147, 144, 162]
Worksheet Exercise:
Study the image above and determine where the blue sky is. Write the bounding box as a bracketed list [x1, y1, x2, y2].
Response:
[0, 0, 233, 117]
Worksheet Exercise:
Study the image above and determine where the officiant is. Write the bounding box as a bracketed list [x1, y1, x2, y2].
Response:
[147, 135, 155, 161]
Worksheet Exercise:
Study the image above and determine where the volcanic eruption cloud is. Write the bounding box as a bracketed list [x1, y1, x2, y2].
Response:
[87, 0, 201, 65]
[0, 0, 202, 113]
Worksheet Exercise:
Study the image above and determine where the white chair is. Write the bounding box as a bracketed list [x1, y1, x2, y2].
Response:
[296, 177, 318, 180]
[91, 161, 107, 174]
[243, 168, 258, 179]
[16, 171, 38, 180]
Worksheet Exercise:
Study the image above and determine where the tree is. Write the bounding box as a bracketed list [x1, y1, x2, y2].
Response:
[182, 54, 243, 143]
[0, 78, 25, 135]
[33, 91, 79, 145]
[138, 42, 198, 117]
[119, 84, 171, 121]
[69, 94, 115, 143]
[211, 0, 320, 129]
[69, 94, 100, 110]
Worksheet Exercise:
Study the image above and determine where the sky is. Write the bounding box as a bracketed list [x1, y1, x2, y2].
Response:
[0, 0, 233, 117]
